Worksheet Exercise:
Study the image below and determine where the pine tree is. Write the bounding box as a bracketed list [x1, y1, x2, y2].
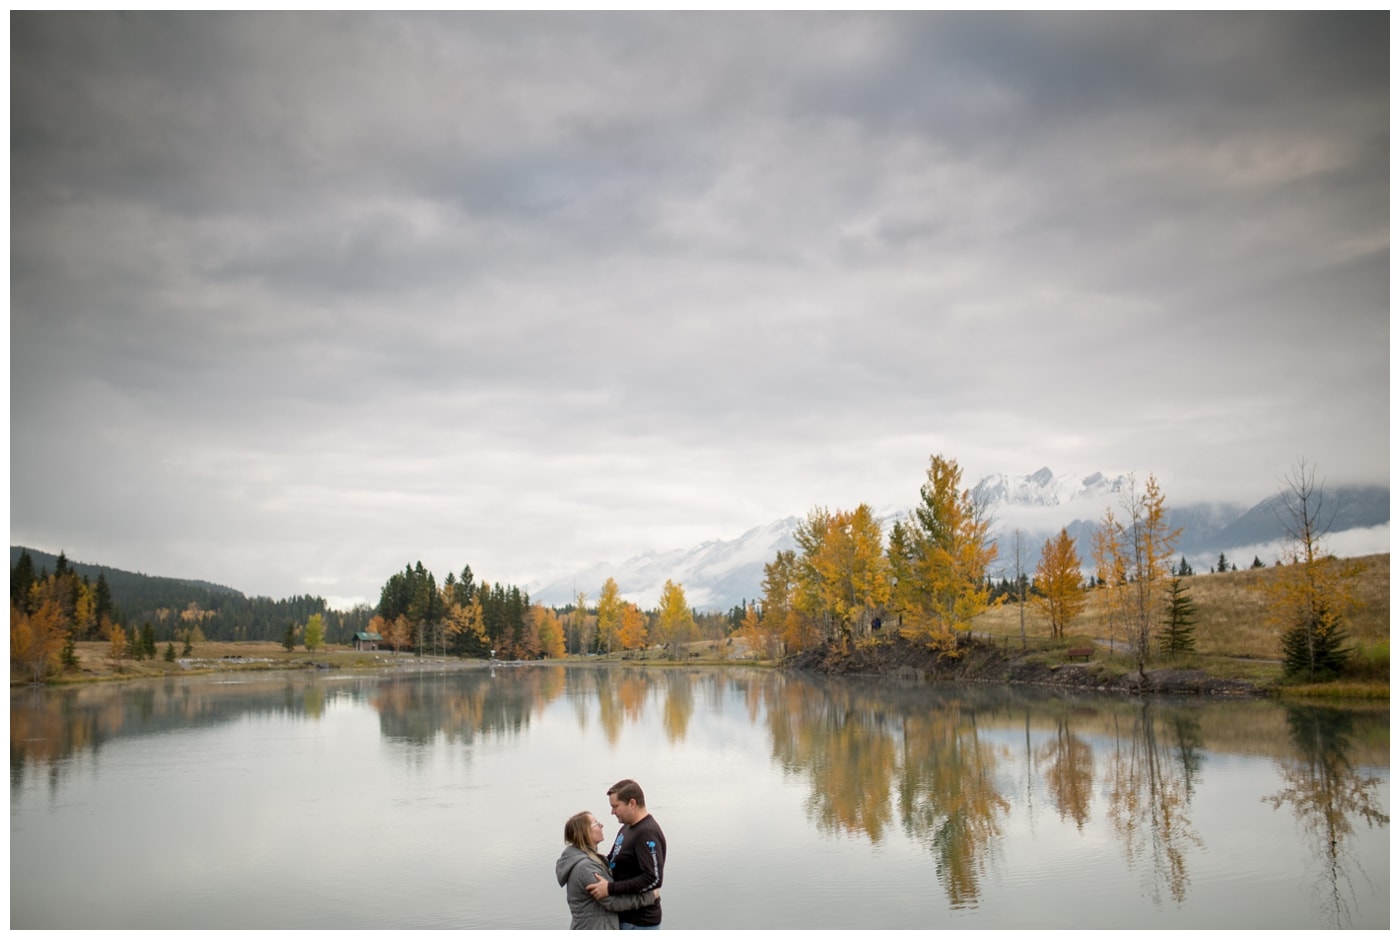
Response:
[11, 549, 37, 615]
[1158, 578, 1198, 655]
[1281, 608, 1350, 680]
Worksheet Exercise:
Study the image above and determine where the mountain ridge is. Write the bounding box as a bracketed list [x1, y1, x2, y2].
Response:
[525, 472, 1390, 610]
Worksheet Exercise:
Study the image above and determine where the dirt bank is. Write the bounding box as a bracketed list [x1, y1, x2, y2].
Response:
[784, 634, 1264, 696]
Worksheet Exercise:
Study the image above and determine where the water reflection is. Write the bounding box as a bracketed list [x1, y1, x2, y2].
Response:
[370, 666, 562, 744]
[1104, 705, 1203, 905]
[1266, 704, 1391, 928]
[10, 675, 347, 793]
[10, 666, 1389, 925]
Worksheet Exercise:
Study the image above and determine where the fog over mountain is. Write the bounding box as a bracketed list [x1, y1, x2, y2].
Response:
[526, 469, 1390, 611]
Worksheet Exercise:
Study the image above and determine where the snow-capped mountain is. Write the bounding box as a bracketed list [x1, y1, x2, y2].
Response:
[526, 516, 801, 611]
[526, 470, 1389, 612]
[971, 467, 1134, 508]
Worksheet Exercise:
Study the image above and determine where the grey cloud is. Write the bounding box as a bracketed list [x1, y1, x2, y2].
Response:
[10, 12, 1387, 603]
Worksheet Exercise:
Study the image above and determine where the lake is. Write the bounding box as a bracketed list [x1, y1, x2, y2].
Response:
[9, 663, 1389, 929]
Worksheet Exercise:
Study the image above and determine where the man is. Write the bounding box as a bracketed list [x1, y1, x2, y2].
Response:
[585, 778, 666, 929]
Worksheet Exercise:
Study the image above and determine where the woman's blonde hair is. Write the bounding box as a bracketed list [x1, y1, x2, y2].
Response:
[564, 810, 603, 863]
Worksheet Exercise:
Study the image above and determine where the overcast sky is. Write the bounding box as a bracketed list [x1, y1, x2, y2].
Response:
[10, 12, 1390, 609]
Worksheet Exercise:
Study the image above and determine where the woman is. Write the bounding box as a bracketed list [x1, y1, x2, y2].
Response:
[555, 811, 659, 929]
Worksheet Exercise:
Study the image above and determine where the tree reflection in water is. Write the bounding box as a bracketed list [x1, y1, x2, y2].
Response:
[896, 704, 1009, 909]
[1265, 704, 1390, 929]
[1105, 704, 1203, 905]
[1039, 715, 1094, 830]
[10, 666, 1390, 928]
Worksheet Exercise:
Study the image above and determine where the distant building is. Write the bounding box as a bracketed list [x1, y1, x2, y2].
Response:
[352, 631, 382, 651]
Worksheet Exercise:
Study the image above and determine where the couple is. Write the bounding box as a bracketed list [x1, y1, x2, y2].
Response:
[556, 779, 667, 930]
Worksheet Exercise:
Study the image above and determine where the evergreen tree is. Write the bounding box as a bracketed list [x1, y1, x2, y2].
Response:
[1251, 556, 1265, 569]
[11, 549, 37, 615]
[1175, 555, 1194, 577]
[60, 628, 79, 670]
[164, 642, 177, 662]
[129, 626, 145, 661]
[1216, 553, 1230, 574]
[1281, 610, 1350, 680]
[1158, 578, 1198, 655]
[140, 622, 157, 659]
[282, 624, 296, 651]
[1266, 461, 1360, 682]
[95, 573, 115, 631]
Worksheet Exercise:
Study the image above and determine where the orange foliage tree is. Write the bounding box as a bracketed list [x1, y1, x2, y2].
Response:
[1032, 528, 1086, 640]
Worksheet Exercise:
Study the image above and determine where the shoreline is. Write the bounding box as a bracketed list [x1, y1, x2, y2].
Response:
[779, 633, 1389, 700]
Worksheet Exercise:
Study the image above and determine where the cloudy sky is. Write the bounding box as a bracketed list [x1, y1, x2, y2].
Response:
[10, 12, 1390, 609]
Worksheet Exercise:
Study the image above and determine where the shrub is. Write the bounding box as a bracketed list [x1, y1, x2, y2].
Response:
[1342, 638, 1389, 682]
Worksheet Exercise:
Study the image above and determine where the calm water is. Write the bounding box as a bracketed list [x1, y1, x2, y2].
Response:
[9, 663, 1389, 930]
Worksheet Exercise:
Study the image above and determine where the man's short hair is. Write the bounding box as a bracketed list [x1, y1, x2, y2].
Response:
[608, 778, 646, 807]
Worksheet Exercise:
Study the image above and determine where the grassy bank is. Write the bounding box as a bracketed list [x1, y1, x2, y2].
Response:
[17, 641, 470, 686]
[970, 552, 1389, 697]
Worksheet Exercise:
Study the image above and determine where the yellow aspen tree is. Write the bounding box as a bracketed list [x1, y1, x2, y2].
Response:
[304, 613, 325, 651]
[888, 454, 997, 652]
[734, 603, 764, 659]
[617, 601, 648, 652]
[73, 581, 97, 642]
[11, 598, 66, 683]
[1032, 528, 1087, 640]
[794, 507, 836, 642]
[531, 605, 566, 659]
[760, 549, 798, 653]
[105, 617, 129, 668]
[655, 580, 696, 658]
[802, 504, 894, 644]
[596, 578, 623, 654]
[446, 593, 487, 653]
[366, 614, 388, 644]
[389, 614, 413, 654]
[845, 503, 892, 639]
[570, 590, 592, 654]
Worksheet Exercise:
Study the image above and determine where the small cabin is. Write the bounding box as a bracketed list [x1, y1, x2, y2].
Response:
[352, 631, 383, 651]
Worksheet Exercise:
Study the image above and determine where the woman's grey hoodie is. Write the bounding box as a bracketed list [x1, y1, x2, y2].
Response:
[555, 844, 657, 929]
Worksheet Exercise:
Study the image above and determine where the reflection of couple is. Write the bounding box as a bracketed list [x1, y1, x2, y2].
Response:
[556, 779, 667, 930]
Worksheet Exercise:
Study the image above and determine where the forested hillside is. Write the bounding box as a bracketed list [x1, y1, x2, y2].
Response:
[10, 547, 374, 643]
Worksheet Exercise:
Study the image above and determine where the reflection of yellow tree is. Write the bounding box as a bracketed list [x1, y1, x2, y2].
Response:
[1265, 705, 1390, 929]
[897, 706, 1009, 909]
[1105, 706, 1202, 905]
[1038, 718, 1093, 830]
[809, 714, 897, 841]
[302, 683, 327, 720]
[765, 683, 896, 840]
[661, 672, 695, 742]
